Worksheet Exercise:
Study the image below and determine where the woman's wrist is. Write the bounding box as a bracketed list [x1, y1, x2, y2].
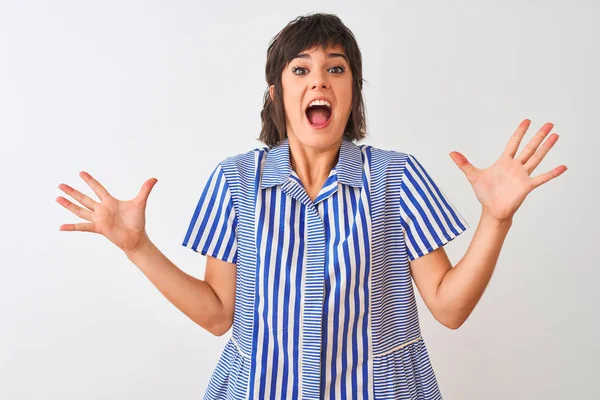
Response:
[125, 232, 153, 260]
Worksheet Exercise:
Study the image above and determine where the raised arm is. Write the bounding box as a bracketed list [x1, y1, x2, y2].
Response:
[410, 119, 567, 329]
[57, 172, 233, 336]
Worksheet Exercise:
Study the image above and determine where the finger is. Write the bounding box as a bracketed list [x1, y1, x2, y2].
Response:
[56, 196, 93, 221]
[503, 119, 531, 158]
[79, 171, 111, 201]
[449, 151, 479, 185]
[524, 133, 560, 174]
[530, 165, 568, 190]
[515, 122, 554, 164]
[59, 222, 96, 232]
[134, 178, 158, 208]
[58, 183, 97, 211]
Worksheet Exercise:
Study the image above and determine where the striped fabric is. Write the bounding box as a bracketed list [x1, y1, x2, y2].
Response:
[182, 137, 469, 400]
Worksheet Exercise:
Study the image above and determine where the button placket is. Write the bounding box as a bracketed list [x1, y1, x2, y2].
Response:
[281, 178, 328, 399]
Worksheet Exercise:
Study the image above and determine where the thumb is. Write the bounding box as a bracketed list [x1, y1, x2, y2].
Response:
[135, 178, 158, 208]
[449, 151, 478, 184]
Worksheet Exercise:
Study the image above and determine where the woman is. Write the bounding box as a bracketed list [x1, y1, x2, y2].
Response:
[56, 13, 566, 400]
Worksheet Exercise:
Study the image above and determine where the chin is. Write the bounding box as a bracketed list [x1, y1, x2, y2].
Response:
[291, 124, 345, 150]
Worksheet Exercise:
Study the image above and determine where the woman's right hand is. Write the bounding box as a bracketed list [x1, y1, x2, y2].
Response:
[56, 171, 158, 255]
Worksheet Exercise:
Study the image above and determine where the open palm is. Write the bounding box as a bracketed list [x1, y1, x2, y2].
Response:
[56, 171, 158, 253]
[449, 119, 567, 222]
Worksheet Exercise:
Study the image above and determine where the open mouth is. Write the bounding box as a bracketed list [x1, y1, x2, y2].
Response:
[305, 102, 332, 129]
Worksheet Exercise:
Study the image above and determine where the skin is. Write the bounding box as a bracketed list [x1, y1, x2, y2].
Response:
[412, 120, 567, 329]
[56, 43, 567, 333]
[270, 44, 353, 202]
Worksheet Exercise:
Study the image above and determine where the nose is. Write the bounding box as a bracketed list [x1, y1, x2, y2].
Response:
[310, 68, 330, 90]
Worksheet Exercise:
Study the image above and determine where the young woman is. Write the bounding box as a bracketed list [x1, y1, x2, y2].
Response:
[56, 13, 566, 400]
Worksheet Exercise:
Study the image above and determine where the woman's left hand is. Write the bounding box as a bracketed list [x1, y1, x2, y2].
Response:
[449, 119, 567, 223]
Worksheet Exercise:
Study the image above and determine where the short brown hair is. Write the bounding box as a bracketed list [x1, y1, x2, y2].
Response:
[258, 13, 367, 147]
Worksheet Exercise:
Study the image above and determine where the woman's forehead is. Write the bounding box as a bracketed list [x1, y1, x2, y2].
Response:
[287, 44, 348, 66]
[299, 42, 346, 55]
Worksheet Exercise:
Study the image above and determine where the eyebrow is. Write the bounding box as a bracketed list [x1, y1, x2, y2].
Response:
[293, 52, 349, 64]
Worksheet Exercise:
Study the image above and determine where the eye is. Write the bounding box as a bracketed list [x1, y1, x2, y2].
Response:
[291, 66, 308, 76]
[329, 65, 345, 74]
[290, 65, 346, 76]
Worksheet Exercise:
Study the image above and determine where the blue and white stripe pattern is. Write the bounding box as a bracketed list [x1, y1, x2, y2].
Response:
[182, 137, 469, 399]
[399, 154, 469, 261]
[183, 163, 238, 264]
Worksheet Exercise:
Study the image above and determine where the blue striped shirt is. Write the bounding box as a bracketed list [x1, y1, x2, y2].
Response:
[182, 137, 469, 399]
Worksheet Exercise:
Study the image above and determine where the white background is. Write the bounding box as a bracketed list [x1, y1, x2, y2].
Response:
[1, 1, 598, 399]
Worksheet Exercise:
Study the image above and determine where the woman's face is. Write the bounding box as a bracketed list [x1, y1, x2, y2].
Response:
[271, 44, 353, 150]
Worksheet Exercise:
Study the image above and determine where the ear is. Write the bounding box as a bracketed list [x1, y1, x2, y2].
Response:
[269, 85, 274, 101]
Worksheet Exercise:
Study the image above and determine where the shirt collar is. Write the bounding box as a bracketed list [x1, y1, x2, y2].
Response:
[260, 136, 363, 189]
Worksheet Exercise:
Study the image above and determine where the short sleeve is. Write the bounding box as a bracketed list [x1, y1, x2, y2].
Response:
[399, 154, 470, 261]
[181, 162, 238, 264]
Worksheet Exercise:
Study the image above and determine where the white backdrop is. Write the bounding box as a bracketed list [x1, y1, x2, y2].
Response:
[1, 1, 598, 399]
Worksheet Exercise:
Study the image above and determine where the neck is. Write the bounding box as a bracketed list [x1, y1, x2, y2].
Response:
[287, 134, 342, 189]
